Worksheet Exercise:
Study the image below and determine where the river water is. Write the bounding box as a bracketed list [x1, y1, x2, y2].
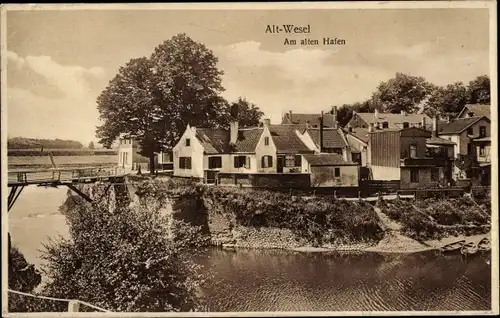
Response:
[8, 186, 492, 312]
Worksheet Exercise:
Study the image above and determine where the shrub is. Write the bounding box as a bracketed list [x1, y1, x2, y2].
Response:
[39, 181, 207, 312]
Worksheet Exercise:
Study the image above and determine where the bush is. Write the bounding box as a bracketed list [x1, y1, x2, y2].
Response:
[39, 181, 207, 312]
[379, 196, 491, 241]
[200, 186, 384, 245]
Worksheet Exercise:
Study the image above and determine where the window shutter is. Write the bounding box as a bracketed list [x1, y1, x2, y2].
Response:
[269, 156, 273, 168]
[245, 156, 250, 169]
[234, 156, 238, 168]
[295, 155, 302, 167]
[261, 156, 266, 168]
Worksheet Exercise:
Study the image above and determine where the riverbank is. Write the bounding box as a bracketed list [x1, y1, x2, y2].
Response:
[216, 229, 490, 255]
[154, 178, 491, 255]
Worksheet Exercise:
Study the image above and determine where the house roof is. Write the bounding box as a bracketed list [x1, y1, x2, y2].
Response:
[233, 128, 264, 153]
[458, 104, 490, 119]
[195, 127, 264, 154]
[354, 112, 432, 130]
[437, 116, 488, 135]
[346, 127, 369, 143]
[303, 153, 356, 166]
[195, 128, 231, 154]
[282, 112, 336, 127]
[426, 137, 456, 146]
[268, 125, 313, 154]
[305, 128, 347, 149]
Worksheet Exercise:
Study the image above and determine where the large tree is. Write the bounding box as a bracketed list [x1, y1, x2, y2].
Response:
[96, 33, 229, 174]
[370, 73, 435, 114]
[423, 82, 469, 117]
[467, 75, 490, 104]
[149, 34, 229, 152]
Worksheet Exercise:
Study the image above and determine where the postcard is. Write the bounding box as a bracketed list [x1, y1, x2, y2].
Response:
[1, 1, 498, 317]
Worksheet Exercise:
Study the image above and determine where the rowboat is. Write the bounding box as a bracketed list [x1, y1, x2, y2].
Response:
[478, 237, 491, 252]
[460, 241, 478, 256]
[439, 240, 465, 254]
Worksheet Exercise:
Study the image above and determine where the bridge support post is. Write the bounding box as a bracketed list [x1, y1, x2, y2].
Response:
[66, 184, 93, 203]
[8, 186, 25, 212]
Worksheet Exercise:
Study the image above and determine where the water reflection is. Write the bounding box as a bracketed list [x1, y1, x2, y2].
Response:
[196, 248, 491, 312]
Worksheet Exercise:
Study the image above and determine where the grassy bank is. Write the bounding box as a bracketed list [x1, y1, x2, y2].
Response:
[375, 196, 490, 241]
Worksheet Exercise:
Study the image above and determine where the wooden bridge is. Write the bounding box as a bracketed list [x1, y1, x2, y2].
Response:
[7, 166, 129, 211]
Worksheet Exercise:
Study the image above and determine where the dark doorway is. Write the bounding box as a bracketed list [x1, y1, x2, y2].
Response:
[277, 156, 284, 173]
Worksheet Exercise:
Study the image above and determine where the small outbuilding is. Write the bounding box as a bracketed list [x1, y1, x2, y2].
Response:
[302, 153, 359, 187]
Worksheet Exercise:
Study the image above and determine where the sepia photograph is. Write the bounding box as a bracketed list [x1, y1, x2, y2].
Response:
[1, 2, 498, 316]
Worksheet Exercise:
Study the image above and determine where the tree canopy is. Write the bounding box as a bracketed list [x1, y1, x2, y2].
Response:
[7, 137, 83, 150]
[370, 72, 435, 114]
[423, 82, 469, 117]
[229, 97, 264, 128]
[467, 75, 490, 104]
[330, 73, 490, 127]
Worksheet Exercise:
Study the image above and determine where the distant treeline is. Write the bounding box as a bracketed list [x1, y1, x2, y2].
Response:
[8, 137, 84, 149]
[8, 149, 118, 156]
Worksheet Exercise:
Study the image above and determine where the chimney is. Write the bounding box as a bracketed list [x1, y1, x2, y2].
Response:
[369, 123, 374, 133]
[401, 110, 406, 116]
[288, 110, 293, 122]
[263, 118, 271, 127]
[332, 106, 338, 129]
[432, 116, 438, 138]
[446, 114, 451, 123]
[230, 121, 239, 143]
[305, 121, 309, 129]
[319, 111, 324, 152]
[374, 109, 379, 119]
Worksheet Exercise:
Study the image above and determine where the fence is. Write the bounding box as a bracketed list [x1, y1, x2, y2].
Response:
[8, 289, 110, 312]
[217, 172, 312, 188]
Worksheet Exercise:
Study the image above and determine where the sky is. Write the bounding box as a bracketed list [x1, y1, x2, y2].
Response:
[4, 7, 490, 146]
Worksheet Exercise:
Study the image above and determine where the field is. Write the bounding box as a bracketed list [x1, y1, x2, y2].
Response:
[8, 148, 118, 156]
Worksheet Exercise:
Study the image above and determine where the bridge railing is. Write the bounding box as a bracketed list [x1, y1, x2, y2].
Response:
[8, 166, 127, 185]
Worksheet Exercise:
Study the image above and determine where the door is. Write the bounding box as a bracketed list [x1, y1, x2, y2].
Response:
[277, 156, 284, 173]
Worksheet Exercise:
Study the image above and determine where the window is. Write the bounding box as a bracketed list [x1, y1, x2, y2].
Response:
[410, 168, 419, 182]
[261, 155, 273, 168]
[285, 155, 295, 167]
[479, 145, 486, 157]
[409, 144, 417, 158]
[479, 126, 486, 137]
[208, 156, 222, 169]
[234, 156, 250, 169]
[294, 155, 302, 167]
[403, 122, 410, 129]
[467, 143, 474, 155]
[179, 157, 192, 169]
[334, 167, 340, 178]
[185, 138, 191, 147]
[352, 153, 362, 164]
[431, 168, 440, 182]
[162, 152, 173, 163]
[382, 122, 389, 128]
[467, 127, 473, 135]
[264, 137, 270, 146]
